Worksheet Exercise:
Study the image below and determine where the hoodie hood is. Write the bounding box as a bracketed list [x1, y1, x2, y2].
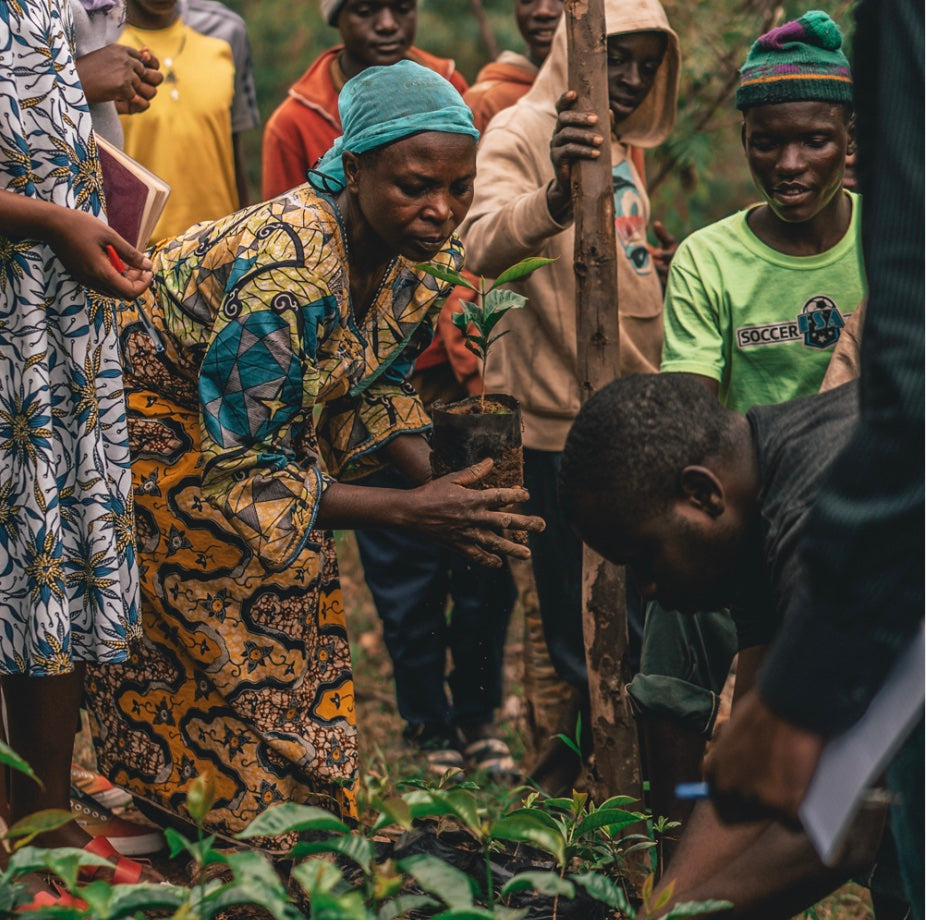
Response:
[522, 0, 679, 148]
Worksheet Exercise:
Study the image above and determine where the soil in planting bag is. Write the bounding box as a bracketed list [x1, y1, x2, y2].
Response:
[430, 394, 523, 490]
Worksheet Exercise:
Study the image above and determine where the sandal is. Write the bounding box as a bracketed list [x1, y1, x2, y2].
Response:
[80, 835, 148, 885]
[421, 746, 466, 781]
[71, 786, 165, 856]
[463, 737, 520, 781]
[17, 881, 88, 913]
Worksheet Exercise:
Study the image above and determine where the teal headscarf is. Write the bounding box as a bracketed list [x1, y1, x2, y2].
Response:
[308, 60, 479, 193]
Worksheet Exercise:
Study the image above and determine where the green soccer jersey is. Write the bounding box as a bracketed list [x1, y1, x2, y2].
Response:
[661, 191, 866, 412]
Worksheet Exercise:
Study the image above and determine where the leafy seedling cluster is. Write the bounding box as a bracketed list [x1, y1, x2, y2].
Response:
[416, 257, 555, 410]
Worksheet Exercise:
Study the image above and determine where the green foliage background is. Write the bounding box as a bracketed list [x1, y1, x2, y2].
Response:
[225, 0, 853, 239]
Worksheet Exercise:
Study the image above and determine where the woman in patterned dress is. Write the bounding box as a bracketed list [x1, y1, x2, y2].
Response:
[86, 60, 542, 850]
[0, 0, 154, 864]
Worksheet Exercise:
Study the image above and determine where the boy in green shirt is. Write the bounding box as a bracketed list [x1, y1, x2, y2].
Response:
[629, 11, 869, 858]
[661, 10, 864, 409]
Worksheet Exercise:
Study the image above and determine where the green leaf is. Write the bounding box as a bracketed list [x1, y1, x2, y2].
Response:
[500, 807, 563, 832]
[378, 893, 439, 920]
[451, 311, 470, 331]
[290, 888, 368, 920]
[165, 825, 195, 860]
[0, 741, 40, 786]
[537, 797, 574, 812]
[413, 263, 475, 290]
[370, 794, 413, 831]
[553, 732, 582, 758]
[489, 813, 566, 866]
[439, 788, 483, 836]
[400, 789, 458, 823]
[641, 873, 654, 903]
[290, 834, 374, 873]
[75, 880, 187, 920]
[664, 900, 734, 918]
[500, 871, 575, 898]
[5, 809, 74, 847]
[571, 872, 631, 911]
[431, 910, 498, 920]
[596, 795, 639, 810]
[493, 908, 530, 920]
[575, 808, 643, 838]
[236, 802, 350, 840]
[290, 857, 345, 896]
[5, 845, 112, 891]
[489, 257, 556, 288]
[652, 879, 676, 911]
[485, 330, 510, 348]
[398, 854, 477, 909]
[484, 288, 527, 317]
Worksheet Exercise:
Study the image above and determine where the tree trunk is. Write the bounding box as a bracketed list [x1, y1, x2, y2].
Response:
[565, 0, 644, 809]
[469, 0, 499, 64]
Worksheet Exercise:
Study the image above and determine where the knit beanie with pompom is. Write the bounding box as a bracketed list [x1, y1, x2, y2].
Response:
[736, 10, 853, 111]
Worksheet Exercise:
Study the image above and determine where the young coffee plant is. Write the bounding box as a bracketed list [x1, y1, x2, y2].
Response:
[0, 740, 731, 919]
[415, 257, 555, 409]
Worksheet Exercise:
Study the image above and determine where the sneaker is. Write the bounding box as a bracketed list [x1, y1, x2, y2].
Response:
[70, 788, 165, 856]
[71, 762, 132, 810]
[405, 723, 465, 781]
[463, 736, 520, 782]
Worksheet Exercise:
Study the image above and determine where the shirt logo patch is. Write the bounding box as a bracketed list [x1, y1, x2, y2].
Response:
[736, 296, 846, 350]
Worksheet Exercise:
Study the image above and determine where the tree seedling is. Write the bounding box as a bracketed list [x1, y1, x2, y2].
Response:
[416, 257, 555, 410]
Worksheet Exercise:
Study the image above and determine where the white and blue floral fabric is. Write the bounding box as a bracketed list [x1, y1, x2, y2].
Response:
[0, 0, 140, 674]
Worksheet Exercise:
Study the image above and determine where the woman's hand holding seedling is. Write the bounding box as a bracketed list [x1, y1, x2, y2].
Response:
[406, 458, 544, 567]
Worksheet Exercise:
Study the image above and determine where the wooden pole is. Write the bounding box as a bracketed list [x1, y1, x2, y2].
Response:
[565, 0, 644, 808]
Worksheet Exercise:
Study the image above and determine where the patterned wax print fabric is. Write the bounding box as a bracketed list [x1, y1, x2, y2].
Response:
[0, 0, 140, 675]
[86, 184, 462, 848]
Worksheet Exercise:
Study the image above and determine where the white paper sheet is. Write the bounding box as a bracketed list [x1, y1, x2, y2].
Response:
[800, 625, 925, 865]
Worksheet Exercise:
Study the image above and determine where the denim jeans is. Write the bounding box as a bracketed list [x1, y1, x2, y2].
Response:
[354, 467, 516, 735]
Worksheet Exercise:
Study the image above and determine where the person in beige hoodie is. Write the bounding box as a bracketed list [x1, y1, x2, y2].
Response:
[459, 0, 679, 790]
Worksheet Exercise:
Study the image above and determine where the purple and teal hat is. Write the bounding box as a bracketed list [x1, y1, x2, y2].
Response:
[735, 10, 853, 111]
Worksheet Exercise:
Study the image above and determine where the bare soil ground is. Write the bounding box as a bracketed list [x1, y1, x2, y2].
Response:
[75, 531, 874, 918]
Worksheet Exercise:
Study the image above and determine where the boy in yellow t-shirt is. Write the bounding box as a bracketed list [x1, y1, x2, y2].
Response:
[121, 0, 260, 242]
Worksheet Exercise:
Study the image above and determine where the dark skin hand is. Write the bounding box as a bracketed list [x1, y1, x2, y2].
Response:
[545, 89, 606, 223]
[0, 191, 153, 300]
[77, 45, 162, 114]
[316, 457, 544, 568]
[704, 689, 826, 825]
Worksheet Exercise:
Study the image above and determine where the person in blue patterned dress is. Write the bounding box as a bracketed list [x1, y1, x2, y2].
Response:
[0, 0, 153, 866]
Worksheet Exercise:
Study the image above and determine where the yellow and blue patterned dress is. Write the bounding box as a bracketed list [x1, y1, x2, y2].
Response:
[0, 0, 140, 674]
[86, 185, 462, 848]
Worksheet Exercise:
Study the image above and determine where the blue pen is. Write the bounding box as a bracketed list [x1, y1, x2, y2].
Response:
[674, 781, 896, 806]
[675, 781, 711, 800]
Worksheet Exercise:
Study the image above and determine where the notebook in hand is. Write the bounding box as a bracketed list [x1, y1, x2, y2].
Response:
[95, 133, 171, 250]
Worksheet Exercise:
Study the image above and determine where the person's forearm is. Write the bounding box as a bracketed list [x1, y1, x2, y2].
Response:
[315, 480, 416, 531]
[0, 191, 71, 242]
[652, 820, 860, 920]
[461, 184, 566, 278]
[652, 802, 767, 899]
[381, 433, 433, 486]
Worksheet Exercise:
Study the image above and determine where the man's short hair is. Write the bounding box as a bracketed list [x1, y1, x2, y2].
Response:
[558, 374, 738, 525]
